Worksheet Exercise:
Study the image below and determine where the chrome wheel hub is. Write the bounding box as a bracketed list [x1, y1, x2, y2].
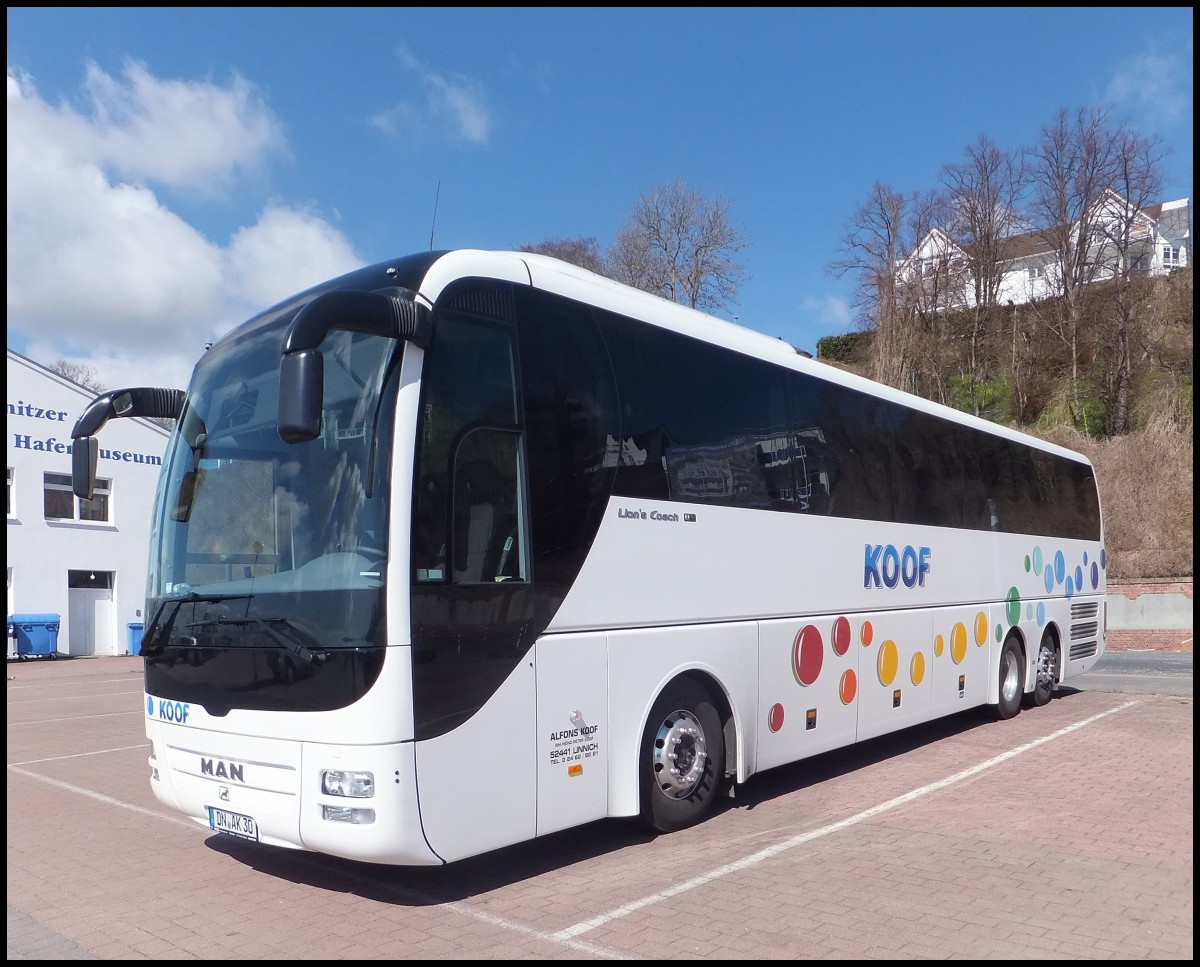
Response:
[651, 709, 708, 799]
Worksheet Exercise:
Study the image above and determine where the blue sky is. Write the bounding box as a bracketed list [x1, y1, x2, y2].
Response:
[7, 7, 1194, 390]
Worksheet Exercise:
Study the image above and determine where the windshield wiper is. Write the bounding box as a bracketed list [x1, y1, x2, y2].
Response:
[141, 592, 256, 657]
[186, 614, 327, 667]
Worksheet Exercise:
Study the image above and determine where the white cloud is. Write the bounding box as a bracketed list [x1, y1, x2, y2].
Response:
[802, 293, 853, 329]
[81, 60, 291, 196]
[223, 205, 362, 312]
[1106, 47, 1192, 129]
[370, 45, 492, 145]
[7, 63, 362, 392]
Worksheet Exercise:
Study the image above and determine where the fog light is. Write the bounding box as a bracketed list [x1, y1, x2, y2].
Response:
[322, 805, 376, 824]
[321, 769, 375, 798]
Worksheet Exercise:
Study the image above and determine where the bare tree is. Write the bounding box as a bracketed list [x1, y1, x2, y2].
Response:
[50, 359, 105, 393]
[608, 179, 749, 314]
[940, 135, 1027, 416]
[830, 182, 935, 393]
[1027, 106, 1126, 433]
[1101, 126, 1167, 434]
[515, 236, 610, 276]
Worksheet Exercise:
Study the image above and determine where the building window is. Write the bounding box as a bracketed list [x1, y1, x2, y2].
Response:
[6, 467, 12, 518]
[1162, 245, 1182, 268]
[43, 472, 111, 523]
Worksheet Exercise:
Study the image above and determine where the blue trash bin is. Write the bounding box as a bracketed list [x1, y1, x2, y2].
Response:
[127, 622, 145, 656]
[12, 613, 61, 660]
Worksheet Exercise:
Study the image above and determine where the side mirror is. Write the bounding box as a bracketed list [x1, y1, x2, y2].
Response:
[278, 349, 324, 443]
[72, 436, 100, 500]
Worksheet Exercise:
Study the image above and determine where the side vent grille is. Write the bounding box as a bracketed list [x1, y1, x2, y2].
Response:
[447, 286, 516, 322]
[1069, 604, 1099, 659]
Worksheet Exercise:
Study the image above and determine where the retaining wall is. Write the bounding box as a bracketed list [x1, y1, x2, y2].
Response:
[1105, 581, 1193, 653]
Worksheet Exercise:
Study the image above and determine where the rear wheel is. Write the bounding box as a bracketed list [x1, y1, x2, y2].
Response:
[1025, 631, 1056, 708]
[994, 634, 1025, 721]
[639, 679, 725, 834]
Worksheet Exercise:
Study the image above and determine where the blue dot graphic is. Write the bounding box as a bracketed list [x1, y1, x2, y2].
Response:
[1054, 550, 1066, 583]
[1066, 575, 1075, 598]
[1091, 562, 1099, 588]
[1036, 601, 1046, 625]
[146, 696, 154, 715]
[1075, 565, 1083, 589]
[1044, 567, 1055, 593]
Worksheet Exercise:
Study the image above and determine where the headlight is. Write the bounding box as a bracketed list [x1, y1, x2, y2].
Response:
[321, 769, 375, 798]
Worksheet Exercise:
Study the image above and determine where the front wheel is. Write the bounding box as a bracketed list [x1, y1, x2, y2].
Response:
[993, 634, 1025, 721]
[639, 679, 725, 834]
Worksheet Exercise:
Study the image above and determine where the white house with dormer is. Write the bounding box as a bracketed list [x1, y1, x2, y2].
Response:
[899, 194, 1190, 309]
[7, 349, 170, 657]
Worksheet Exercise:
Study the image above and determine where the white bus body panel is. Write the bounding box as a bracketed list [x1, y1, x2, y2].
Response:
[757, 616, 859, 771]
[534, 633, 609, 837]
[929, 605, 994, 718]
[413, 656, 538, 863]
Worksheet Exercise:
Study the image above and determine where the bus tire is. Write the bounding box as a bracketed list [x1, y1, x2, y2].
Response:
[639, 679, 725, 834]
[1025, 630, 1056, 708]
[994, 634, 1025, 721]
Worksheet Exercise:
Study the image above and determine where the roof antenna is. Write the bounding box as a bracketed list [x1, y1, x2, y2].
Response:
[429, 180, 441, 251]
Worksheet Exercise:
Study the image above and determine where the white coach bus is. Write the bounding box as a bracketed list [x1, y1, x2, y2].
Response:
[71, 249, 1106, 865]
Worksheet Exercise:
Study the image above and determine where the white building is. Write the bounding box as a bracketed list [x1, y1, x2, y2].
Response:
[900, 194, 1191, 309]
[7, 350, 170, 657]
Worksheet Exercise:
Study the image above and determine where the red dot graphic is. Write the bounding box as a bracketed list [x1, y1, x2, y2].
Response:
[767, 703, 785, 732]
[793, 625, 824, 686]
[832, 616, 851, 656]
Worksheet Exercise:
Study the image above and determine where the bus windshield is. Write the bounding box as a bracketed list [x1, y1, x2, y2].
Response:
[140, 318, 400, 712]
[152, 324, 396, 602]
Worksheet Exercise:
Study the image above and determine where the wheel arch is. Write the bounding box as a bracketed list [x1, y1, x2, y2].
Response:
[672, 669, 737, 781]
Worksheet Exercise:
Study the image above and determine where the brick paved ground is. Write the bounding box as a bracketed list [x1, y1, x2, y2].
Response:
[7, 655, 1193, 960]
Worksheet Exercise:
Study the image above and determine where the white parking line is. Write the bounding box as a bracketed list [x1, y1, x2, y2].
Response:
[6, 676, 144, 690]
[8, 710, 143, 725]
[8, 764, 197, 830]
[10, 743, 149, 767]
[554, 700, 1141, 940]
[7, 689, 145, 704]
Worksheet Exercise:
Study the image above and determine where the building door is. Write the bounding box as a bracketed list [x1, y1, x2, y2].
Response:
[67, 570, 114, 657]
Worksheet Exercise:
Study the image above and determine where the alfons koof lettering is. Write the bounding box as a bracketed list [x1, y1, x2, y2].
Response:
[864, 543, 932, 589]
[548, 724, 600, 764]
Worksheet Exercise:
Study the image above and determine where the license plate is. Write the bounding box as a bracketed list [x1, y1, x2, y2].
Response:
[207, 806, 259, 842]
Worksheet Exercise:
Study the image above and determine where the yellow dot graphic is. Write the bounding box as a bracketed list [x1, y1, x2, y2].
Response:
[934, 633, 944, 657]
[910, 651, 926, 685]
[951, 623, 968, 664]
[878, 639, 899, 686]
[974, 611, 989, 645]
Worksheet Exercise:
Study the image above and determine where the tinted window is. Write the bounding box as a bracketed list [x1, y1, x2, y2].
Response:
[598, 312, 794, 510]
[590, 306, 1099, 540]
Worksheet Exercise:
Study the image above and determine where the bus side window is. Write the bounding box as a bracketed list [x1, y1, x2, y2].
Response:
[451, 429, 527, 584]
